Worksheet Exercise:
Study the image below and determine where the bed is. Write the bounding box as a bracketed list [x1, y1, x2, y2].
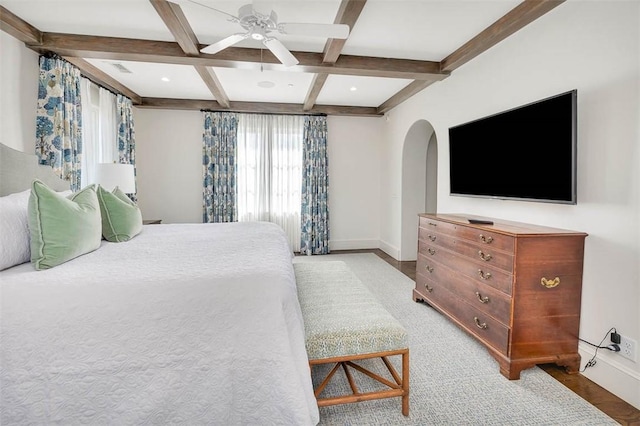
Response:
[0, 143, 320, 425]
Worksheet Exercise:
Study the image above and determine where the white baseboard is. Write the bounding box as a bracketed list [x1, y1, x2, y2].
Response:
[329, 239, 379, 251]
[328, 239, 403, 261]
[378, 240, 400, 260]
[579, 344, 640, 409]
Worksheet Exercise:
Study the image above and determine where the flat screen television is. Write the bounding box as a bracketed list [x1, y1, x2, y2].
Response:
[448, 89, 577, 204]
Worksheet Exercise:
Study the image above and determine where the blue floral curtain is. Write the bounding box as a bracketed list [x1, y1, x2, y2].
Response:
[300, 115, 329, 255]
[116, 94, 137, 200]
[203, 111, 238, 223]
[36, 56, 83, 191]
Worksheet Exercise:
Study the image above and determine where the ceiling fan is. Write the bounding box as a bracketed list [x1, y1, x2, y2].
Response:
[177, 0, 350, 67]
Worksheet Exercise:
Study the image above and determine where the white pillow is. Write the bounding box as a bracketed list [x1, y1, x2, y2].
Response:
[0, 188, 72, 271]
[0, 190, 32, 270]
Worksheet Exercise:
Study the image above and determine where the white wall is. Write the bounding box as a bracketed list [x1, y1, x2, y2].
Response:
[381, 1, 640, 408]
[0, 31, 38, 151]
[133, 108, 203, 223]
[399, 120, 433, 261]
[327, 115, 383, 250]
[133, 110, 384, 251]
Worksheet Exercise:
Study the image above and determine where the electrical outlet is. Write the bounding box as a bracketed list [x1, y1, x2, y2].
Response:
[619, 335, 637, 362]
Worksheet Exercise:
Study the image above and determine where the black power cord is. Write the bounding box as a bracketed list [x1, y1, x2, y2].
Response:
[580, 327, 620, 372]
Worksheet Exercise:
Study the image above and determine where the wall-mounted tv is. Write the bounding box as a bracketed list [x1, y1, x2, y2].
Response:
[448, 90, 577, 204]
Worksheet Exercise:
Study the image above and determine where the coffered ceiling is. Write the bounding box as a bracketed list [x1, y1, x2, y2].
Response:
[0, 0, 566, 116]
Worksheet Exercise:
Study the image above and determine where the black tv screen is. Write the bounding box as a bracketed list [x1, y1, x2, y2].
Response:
[449, 90, 577, 204]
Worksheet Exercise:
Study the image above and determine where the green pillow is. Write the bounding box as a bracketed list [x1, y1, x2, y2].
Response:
[28, 180, 102, 270]
[96, 185, 142, 242]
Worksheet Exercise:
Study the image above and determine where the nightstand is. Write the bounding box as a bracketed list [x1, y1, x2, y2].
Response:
[143, 219, 162, 225]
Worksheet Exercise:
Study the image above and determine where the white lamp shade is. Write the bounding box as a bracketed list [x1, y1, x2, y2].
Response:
[95, 163, 136, 193]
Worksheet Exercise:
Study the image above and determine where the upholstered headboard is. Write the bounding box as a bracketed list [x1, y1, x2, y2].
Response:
[0, 143, 70, 196]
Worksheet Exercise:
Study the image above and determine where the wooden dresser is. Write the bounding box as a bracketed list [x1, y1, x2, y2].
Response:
[414, 213, 587, 380]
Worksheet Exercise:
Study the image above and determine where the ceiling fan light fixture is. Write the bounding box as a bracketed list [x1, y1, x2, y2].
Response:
[251, 27, 266, 40]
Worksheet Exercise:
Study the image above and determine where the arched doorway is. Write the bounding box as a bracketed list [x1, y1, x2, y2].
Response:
[400, 120, 438, 261]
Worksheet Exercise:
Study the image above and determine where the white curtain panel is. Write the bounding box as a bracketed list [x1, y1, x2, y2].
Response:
[80, 79, 95, 188]
[98, 87, 118, 164]
[80, 80, 118, 187]
[237, 114, 304, 252]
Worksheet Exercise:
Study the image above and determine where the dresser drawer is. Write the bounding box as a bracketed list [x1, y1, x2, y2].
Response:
[420, 217, 515, 252]
[417, 239, 439, 260]
[418, 226, 445, 248]
[418, 242, 513, 296]
[417, 253, 512, 326]
[421, 233, 514, 273]
[452, 300, 510, 357]
[415, 275, 510, 356]
[419, 216, 441, 231]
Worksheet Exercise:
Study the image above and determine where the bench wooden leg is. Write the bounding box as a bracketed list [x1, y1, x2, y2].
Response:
[402, 350, 409, 416]
[310, 349, 409, 416]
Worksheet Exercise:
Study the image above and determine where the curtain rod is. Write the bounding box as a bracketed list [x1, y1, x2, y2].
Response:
[82, 77, 123, 100]
[200, 109, 327, 118]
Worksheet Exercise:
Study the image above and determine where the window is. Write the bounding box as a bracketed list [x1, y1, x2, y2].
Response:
[80, 79, 117, 187]
[236, 114, 304, 251]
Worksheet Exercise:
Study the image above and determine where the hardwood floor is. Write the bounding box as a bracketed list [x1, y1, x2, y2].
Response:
[329, 249, 640, 425]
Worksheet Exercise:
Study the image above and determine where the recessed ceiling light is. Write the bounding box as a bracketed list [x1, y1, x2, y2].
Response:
[161, 77, 170, 82]
[350, 86, 357, 91]
[258, 81, 275, 89]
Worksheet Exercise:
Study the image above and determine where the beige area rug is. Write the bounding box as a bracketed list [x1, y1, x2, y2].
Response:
[293, 253, 616, 426]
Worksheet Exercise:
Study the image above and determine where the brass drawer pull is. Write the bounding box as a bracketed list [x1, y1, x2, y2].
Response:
[541, 277, 560, 288]
[477, 269, 492, 280]
[474, 317, 488, 329]
[428, 235, 437, 242]
[479, 234, 493, 244]
[425, 265, 434, 273]
[428, 222, 438, 227]
[428, 248, 436, 255]
[425, 284, 433, 293]
[478, 250, 492, 261]
[475, 292, 490, 304]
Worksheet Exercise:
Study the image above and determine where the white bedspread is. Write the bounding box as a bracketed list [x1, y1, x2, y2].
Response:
[0, 222, 319, 425]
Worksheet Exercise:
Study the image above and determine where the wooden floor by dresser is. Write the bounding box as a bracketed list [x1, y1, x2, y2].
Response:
[328, 249, 640, 426]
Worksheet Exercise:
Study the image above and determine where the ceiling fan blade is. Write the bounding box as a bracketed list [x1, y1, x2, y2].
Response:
[278, 23, 350, 39]
[263, 38, 299, 67]
[200, 33, 247, 54]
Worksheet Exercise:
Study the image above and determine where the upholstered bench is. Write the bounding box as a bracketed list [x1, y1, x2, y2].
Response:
[294, 261, 409, 416]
